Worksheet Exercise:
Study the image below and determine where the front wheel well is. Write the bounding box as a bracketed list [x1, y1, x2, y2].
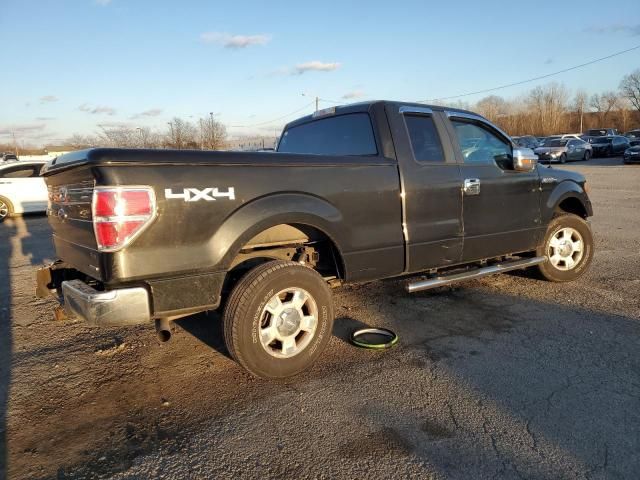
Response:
[556, 197, 587, 218]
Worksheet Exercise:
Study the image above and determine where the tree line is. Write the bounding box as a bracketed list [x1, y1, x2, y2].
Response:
[65, 114, 228, 150]
[465, 69, 640, 136]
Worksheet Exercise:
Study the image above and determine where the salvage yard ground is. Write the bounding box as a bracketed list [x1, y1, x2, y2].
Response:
[1, 157, 639, 479]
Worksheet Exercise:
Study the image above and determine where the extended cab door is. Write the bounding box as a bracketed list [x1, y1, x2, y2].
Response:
[386, 105, 463, 273]
[444, 112, 542, 261]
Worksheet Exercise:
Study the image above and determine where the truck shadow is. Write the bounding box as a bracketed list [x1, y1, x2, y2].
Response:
[176, 312, 230, 358]
[0, 214, 53, 479]
[0, 219, 16, 479]
[176, 311, 373, 357]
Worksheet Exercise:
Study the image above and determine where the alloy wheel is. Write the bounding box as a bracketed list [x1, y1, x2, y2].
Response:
[548, 227, 584, 271]
[0, 200, 8, 220]
[258, 287, 318, 358]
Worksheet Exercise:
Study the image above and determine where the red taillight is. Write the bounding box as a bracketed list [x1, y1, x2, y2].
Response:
[92, 187, 156, 251]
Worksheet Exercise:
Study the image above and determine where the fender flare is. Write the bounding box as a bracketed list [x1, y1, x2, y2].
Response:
[545, 181, 592, 221]
[207, 192, 348, 273]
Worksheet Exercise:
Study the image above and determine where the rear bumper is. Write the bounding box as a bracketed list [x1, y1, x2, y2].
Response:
[36, 262, 224, 324]
[61, 280, 151, 326]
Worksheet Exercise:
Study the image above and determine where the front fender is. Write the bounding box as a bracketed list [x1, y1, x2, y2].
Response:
[208, 192, 346, 271]
[544, 180, 593, 222]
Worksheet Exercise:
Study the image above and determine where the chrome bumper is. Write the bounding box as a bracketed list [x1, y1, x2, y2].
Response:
[61, 280, 151, 326]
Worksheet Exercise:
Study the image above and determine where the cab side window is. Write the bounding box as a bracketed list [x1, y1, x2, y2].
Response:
[451, 120, 513, 169]
[404, 115, 445, 163]
[0, 165, 38, 178]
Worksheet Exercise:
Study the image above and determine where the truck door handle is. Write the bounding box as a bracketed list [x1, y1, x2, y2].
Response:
[463, 178, 481, 196]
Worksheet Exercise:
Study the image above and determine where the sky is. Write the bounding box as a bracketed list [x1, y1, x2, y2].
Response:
[0, 0, 639, 146]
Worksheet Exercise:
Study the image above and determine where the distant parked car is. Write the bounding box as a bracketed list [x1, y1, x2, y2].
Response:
[623, 144, 640, 164]
[512, 135, 539, 149]
[630, 139, 640, 147]
[585, 128, 618, 137]
[534, 138, 591, 163]
[623, 129, 640, 139]
[590, 135, 630, 157]
[1, 153, 18, 163]
[0, 161, 47, 221]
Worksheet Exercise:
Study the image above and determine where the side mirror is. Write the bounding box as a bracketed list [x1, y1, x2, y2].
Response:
[513, 147, 538, 172]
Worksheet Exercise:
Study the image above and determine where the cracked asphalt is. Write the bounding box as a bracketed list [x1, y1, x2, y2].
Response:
[1, 157, 639, 479]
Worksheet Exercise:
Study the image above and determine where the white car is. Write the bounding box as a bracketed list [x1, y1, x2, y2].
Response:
[0, 161, 47, 221]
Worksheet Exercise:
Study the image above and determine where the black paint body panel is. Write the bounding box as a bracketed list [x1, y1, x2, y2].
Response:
[42, 101, 593, 316]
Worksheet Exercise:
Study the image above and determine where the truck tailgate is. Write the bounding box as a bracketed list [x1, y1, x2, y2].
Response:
[44, 163, 101, 279]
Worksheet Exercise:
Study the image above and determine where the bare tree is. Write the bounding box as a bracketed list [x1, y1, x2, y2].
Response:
[198, 114, 227, 150]
[590, 91, 619, 124]
[97, 126, 140, 148]
[526, 83, 568, 135]
[572, 90, 588, 132]
[165, 117, 199, 149]
[617, 97, 633, 132]
[475, 95, 508, 122]
[620, 69, 640, 114]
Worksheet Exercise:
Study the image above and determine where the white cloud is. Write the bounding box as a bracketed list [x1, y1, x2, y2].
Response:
[342, 90, 365, 100]
[585, 24, 640, 36]
[97, 121, 132, 129]
[130, 108, 163, 119]
[95, 0, 112, 6]
[0, 123, 47, 136]
[36, 117, 56, 121]
[39, 95, 58, 104]
[78, 103, 116, 115]
[200, 32, 271, 49]
[293, 61, 341, 75]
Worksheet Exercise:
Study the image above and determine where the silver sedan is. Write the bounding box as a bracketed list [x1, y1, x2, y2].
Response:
[534, 138, 592, 163]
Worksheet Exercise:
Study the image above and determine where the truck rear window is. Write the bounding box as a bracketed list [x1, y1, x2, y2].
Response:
[278, 113, 378, 156]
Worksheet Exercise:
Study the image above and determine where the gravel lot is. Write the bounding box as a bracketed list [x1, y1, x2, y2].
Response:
[1, 157, 639, 479]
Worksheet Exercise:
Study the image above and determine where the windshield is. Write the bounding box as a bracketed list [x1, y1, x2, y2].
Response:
[542, 139, 567, 147]
[587, 129, 607, 136]
[592, 137, 611, 144]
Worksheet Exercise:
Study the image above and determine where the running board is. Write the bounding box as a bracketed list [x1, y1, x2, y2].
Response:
[406, 256, 546, 293]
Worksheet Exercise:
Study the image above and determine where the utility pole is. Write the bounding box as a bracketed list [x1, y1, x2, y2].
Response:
[167, 122, 175, 148]
[136, 127, 145, 147]
[209, 111, 214, 149]
[302, 93, 319, 112]
[11, 130, 19, 157]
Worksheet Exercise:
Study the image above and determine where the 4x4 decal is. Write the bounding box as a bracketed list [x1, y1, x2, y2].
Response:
[164, 187, 235, 202]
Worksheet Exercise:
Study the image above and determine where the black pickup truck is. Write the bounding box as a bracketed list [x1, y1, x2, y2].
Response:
[36, 101, 594, 378]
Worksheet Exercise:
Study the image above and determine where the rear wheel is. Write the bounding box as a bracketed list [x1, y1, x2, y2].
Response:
[0, 197, 13, 222]
[537, 214, 593, 282]
[223, 260, 334, 379]
[583, 150, 591, 161]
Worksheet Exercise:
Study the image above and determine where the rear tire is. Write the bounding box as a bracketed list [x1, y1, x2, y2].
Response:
[583, 150, 591, 161]
[223, 260, 334, 379]
[0, 197, 13, 222]
[536, 214, 593, 282]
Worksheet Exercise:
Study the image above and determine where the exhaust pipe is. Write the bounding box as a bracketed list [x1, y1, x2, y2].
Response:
[155, 318, 172, 342]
